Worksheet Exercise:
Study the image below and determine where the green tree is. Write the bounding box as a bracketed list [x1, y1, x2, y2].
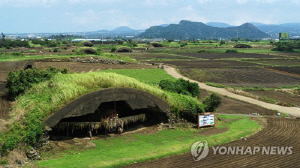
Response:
[202, 93, 221, 112]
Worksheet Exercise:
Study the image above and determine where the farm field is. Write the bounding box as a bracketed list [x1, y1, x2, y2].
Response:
[245, 59, 300, 66]
[271, 67, 300, 75]
[245, 90, 300, 107]
[179, 67, 300, 87]
[178, 53, 282, 60]
[125, 118, 300, 168]
[199, 89, 278, 116]
[34, 62, 154, 73]
[157, 60, 258, 68]
[119, 53, 195, 61]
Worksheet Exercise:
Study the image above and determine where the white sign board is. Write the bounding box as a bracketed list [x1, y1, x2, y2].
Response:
[198, 113, 215, 128]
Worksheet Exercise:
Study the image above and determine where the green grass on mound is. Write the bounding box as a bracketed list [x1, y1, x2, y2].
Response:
[0, 72, 203, 155]
[36, 114, 262, 168]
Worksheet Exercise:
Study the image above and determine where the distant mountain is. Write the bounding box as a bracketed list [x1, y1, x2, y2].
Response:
[206, 22, 232, 28]
[96, 30, 110, 33]
[158, 24, 170, 27]
[139, 20, 269, 40]
[111, 26, 136, 32]
[280, 23, 300, 28]
[251, 22, 300, 37]
[91, 26, 143, 37]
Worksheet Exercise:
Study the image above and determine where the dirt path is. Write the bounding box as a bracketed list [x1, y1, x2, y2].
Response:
[164, 66, 300, 117]
[124, 118, 300, 168]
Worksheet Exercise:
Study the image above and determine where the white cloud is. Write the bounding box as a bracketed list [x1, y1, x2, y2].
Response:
[176, 5, 207, 23]
[108, 9, 119, 14]
[0, 0, 58, 7]
[139, 19, 166, 29]
[290, 0, 300, 6]
[64, 9, 99, 26]
[144, 0, 173, 6]
[237, 0, 279, 4]
[182, 5, 194, 12]
[197, 0, 212, 4]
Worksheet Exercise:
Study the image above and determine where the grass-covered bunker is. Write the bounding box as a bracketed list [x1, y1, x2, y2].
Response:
[0, 71, 203, 155]
[46, 88, 170, 137]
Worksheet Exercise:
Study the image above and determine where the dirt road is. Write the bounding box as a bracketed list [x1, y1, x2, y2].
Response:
[164, 66, 300, 117]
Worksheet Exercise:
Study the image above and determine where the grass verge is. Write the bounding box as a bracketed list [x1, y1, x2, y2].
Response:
[36, 114, 262, 168]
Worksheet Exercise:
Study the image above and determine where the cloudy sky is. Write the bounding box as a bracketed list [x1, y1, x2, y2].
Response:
[0, 0, 299, 33]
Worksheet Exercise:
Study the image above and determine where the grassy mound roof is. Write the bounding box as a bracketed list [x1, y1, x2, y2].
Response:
[0, 72, 204, 155]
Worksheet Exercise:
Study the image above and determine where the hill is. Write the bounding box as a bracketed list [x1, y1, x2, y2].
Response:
[139, 20, 269, 40]
[251, 22, 300, 37]
[111, 26, 136, 32]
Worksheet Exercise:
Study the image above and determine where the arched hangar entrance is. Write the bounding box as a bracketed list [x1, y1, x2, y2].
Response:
[45, 88, 170, 138]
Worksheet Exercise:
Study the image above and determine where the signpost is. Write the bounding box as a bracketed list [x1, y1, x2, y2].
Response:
[198, 113, 215, 128]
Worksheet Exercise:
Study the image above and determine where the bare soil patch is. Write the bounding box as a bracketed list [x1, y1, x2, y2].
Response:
[180, 67, 300, 87]
[119, 53, 192, 61]
[271, 67, 300, 76]
[246, 90, 300, 107]
[178, 53, 281, 60]
[217, 95, 277, 116]
[247, 59, 300, 66]
[34, 62, 155, 73]
[198, 89, 277, 116]
[151, 60, 257, 68]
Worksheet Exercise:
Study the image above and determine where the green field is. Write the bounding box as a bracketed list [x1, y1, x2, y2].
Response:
[102, 69, 175, 84]
[36, 114, 262, 168]
[0, 53, 136, 63]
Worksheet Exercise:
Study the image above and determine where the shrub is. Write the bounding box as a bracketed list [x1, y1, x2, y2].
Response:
[234, 44, 252, 48]
[159, 78, 200, 97]
[225, 49, 238, 53]
[220, 40, 226, 45]
[202, 93, 221, 112]
[6, 67, 68, 100]
[0, 40, 30, 48]
[180, 42, 187, 47]
[53, 48, 60, 52]
[11, 52, 24, 56]
[111, 47, 117, 52]
[82, 41, 93, 47]
[271, 46, 293, 52]
[47, 42, 57, 47]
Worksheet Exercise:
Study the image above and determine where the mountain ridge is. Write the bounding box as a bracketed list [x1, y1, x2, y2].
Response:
[139, 20, 269, 39]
